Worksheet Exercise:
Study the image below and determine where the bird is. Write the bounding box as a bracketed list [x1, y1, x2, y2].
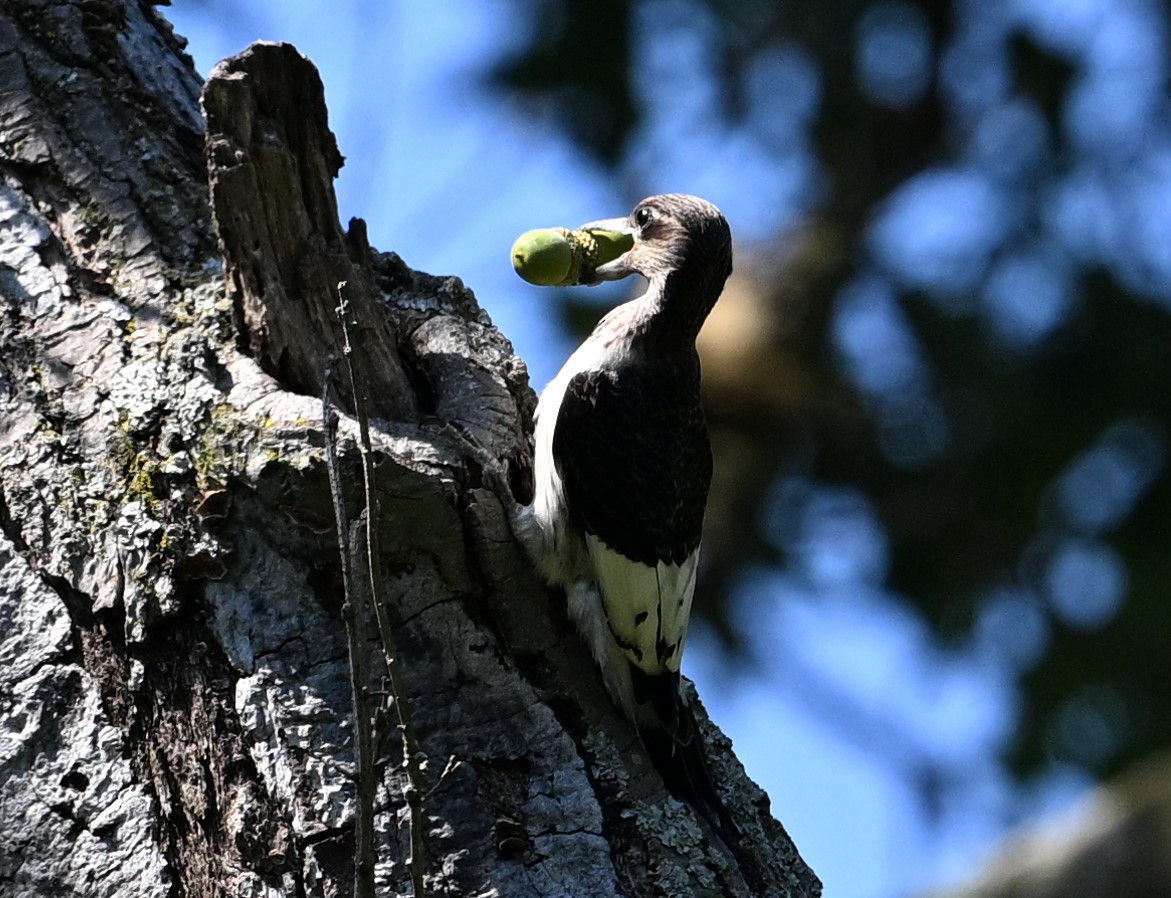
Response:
[520, 193, 733, 773]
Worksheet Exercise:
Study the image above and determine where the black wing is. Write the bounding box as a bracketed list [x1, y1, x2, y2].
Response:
[553, 357, 712, 567]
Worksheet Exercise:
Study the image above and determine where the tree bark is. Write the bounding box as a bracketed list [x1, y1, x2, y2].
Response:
[0, 3, 820, 897]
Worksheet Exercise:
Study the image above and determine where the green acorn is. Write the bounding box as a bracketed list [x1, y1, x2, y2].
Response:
[511, 227, 633, 287]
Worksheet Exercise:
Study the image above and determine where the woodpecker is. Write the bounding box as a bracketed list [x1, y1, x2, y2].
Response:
[520, 194, 733, 743]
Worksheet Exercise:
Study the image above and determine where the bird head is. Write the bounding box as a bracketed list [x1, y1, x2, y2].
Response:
[579, 194, 733, 288]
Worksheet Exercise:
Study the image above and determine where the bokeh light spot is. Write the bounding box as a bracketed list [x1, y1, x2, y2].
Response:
[855, 2, 933, 109]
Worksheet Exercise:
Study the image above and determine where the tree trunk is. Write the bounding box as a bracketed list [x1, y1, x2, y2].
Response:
[0, 3, 820, 896]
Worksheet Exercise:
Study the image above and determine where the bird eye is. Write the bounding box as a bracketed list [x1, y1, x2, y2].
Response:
[635, 207, 655, 228]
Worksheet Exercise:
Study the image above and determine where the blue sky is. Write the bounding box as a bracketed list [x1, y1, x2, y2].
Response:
[162, 1, 1167, 893]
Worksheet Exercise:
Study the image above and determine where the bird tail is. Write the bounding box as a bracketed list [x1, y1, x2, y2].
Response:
[629, 666, 741, 839]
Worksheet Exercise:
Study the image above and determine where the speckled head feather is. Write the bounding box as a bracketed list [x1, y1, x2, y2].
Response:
[585, 194, 732, 341]
[629, 194, 731, 278]
[588, 195, 730, 279]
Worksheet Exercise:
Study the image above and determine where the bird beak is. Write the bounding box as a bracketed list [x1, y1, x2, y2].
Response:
[577, 215, 637, 283]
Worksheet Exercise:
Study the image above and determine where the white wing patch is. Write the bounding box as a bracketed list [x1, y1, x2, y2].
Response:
[585, 533, 700, 675]
[529, 307, 641, 586]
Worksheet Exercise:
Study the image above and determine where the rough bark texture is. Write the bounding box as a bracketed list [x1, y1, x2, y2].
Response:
[0, 3, 821, 897]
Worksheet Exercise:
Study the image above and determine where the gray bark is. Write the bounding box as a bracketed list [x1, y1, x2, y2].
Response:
[0, 2, 820, 897]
